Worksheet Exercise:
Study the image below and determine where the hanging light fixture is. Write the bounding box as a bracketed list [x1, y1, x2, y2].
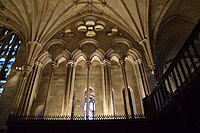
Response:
[86, 30, 96, 37]
[94, 21, 105, 31]
[77, 25, 87, 32]
[86, 26, 96, 37]
[85, 20, 95, 26]
[94, 25, 104, 31]
[76, 18, 106, 37]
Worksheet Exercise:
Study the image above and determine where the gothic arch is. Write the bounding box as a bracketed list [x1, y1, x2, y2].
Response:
[55, 50, 71, 65]
[72, 49, 87, 64]
[90, 49, 105, 62]
[107, 51, 122, 61]
[127, 48, 142, 61]
[36, 51, 52, 67]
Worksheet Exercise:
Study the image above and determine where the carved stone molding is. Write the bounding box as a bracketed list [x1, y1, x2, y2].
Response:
[100, 59, 111, 67]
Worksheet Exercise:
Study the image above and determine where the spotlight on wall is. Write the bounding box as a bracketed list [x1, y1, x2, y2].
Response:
[151, 70, 154, 75]
[15, 66, 22, 71]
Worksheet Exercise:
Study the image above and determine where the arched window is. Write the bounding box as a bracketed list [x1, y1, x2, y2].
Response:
[112, 89, 116, 116]
[84, 88, 95, 120]
[0, 27, 21, 95]
[122, 88, 134, 116]
[71, 91, 75, 118]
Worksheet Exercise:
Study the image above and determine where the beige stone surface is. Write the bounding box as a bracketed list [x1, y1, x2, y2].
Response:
[0, 0, 200, 130]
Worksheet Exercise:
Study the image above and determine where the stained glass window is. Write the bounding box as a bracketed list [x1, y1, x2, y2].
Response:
[0, 26, 21, 96]
[84, 88, 95, 120]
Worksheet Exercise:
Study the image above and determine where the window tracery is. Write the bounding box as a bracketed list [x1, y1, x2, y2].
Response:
[0, 27, 21, 95]
[84, 88, 95, 120]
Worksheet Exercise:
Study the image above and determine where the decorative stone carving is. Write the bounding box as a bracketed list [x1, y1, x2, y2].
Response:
[100, 59, 111, 67]
[67, 60, 75, 67]
[22, 65, 33, 77]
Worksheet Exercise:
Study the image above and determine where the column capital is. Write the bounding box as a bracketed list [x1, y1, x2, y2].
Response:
[149, 63, 156, 75]
[35, 61, 43, 68]
[26, 41, 42, 67]
[138, 38, 147, 45]
[150, 63, 156, 70]
[51, 61, 58, 69]
[86, 61, 91, 67]
[100, 59, 111, 67]
[134, 58, 142, 65]
[22, 65, 32, 76]
[119, 59, 125, 65]
[66, 60, 75, 67]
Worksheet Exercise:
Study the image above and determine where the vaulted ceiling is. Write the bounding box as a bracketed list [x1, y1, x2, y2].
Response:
[0, 0, 200, 71]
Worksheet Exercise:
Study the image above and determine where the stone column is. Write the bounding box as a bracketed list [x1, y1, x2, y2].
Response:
[11, 65, 32, 116]
[120, 60, 132, 117]
[11, 41, 42, 116]
[22, 61, 43, 116]
[134, 59, 146, 98]
[138, 60, 150, 96]
[70, 64, 76, 117]
[86, 61, 91, 119]
[63, 60, 75, 116]
[101, 59, 113, 115]
[43, 62, 57, 115]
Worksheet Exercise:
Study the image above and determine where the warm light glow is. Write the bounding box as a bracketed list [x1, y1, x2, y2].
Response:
[151, 70, 154, 75]
[77, 25, 87, 32]
[88, 26, 93, 31]
[107, 32, 112, 36]
[64, 28, 71, 33]
[15, 66, 22, 71]
[76, 18, 106, 37]
[111, 27, 118, 32]
[86, 30, 96, 37]
[85, 20, 95, 26]
[94, 24, 104, 31]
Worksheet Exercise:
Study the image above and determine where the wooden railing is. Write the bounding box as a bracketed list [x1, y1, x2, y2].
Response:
[148, 20, 200, 114]
[8, 114, 145, 121]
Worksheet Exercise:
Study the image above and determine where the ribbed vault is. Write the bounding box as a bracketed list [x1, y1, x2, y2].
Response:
[0, 0, 154, 68]
[0, 0, 200, 72]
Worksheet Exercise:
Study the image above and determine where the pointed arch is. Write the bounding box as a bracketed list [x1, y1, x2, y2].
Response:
[36, 51, 52, 68]
[55, 50, 71, 65]
[110, 55, 120, 63]
[90, 49, 105, 62]
[84, 87, 95, 120]
[91, 56, 101, 63]
[107, 49, 121, 61]
[72, 49, 87, 65]
[152, 0, 174, 60]
[127, 48, 142, 60]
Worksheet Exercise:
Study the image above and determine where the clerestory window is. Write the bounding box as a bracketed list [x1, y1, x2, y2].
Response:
[0, 27, 21, 96]
[84, 88, 95, 120]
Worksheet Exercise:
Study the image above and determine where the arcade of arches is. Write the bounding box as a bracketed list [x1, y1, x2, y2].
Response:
[1, 1, 200, 131]
[20, 38, 150, 118]
[0, 13, 155, 119]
